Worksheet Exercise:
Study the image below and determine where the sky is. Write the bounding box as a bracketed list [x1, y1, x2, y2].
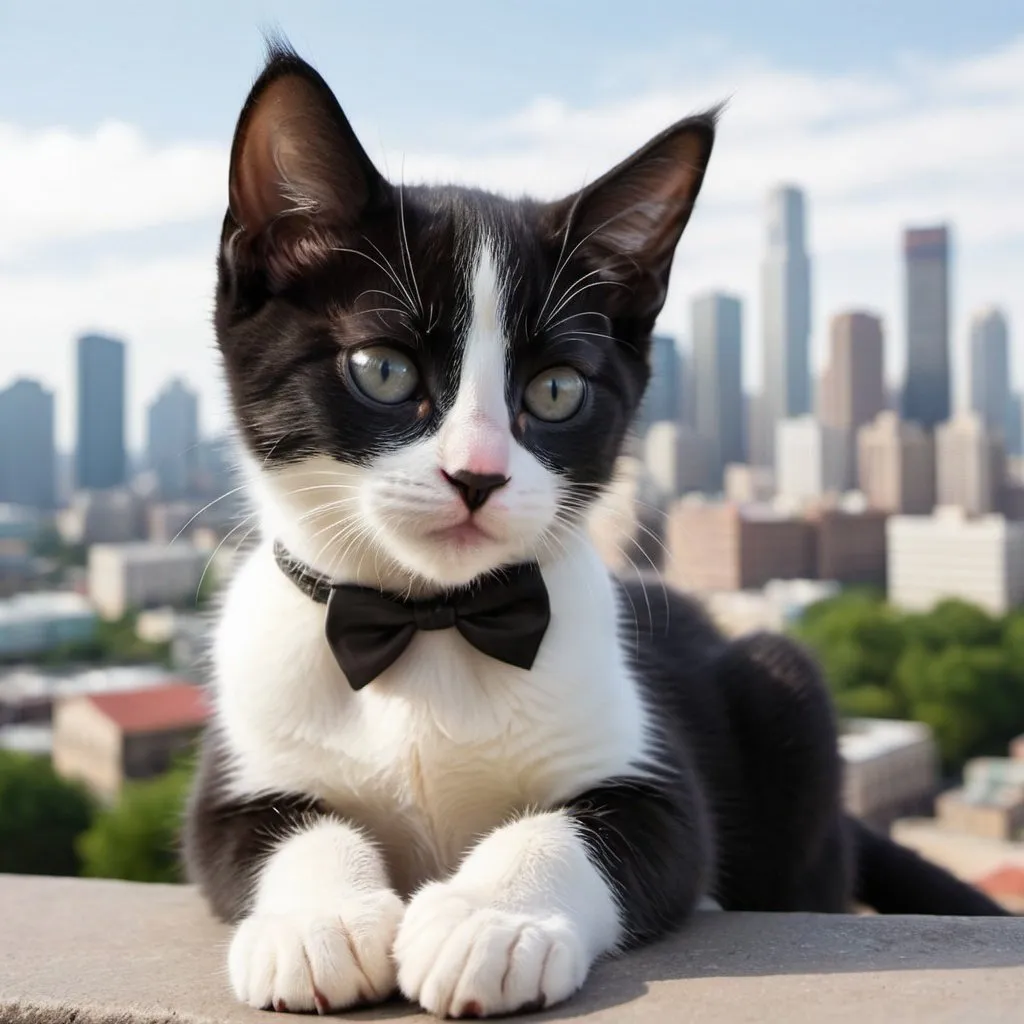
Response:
[1, 1, 1022, 449]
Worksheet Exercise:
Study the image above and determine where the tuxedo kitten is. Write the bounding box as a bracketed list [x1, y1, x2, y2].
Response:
[185, 42, 1008, 1021]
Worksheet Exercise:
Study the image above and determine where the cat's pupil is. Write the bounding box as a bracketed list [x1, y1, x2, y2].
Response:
[380, 360, 391, 382]
[549, 379, 558, 402]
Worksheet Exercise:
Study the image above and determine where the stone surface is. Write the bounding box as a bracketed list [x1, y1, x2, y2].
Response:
[1, 874, 1023, 1024]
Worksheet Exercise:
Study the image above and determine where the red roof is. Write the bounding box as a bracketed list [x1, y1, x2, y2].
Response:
[87, 682, 210, 734]
[976, 865, 1024, 898]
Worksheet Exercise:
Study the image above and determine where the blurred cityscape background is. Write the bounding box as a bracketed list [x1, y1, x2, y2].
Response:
[2, 3, 1023, 911]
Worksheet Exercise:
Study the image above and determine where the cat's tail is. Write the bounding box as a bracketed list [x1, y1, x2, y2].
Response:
[849, 816, 1011, 916]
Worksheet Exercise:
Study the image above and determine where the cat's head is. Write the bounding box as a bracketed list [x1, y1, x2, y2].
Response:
[217, 43, 716, 589]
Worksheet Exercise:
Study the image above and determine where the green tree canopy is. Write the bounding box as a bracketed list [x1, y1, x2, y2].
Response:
[793, 591, 1024, 773]
[77, 765, 193, 883]
[0, 752, 95, 876]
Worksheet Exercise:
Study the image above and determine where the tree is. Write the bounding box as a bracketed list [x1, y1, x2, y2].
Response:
[77, 765, 193, 883]
[0, 752, 95, 876]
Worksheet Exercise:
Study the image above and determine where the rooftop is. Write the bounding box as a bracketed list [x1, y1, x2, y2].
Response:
[840, 718, 934, 764]
[0, 591, 95, 623]
[91, 541, 208, 563]
[2, 874, 1023, 1024]
[85, 681, 210, 733]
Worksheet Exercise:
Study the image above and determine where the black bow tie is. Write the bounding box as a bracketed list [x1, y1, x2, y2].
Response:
[273, 543, 551, 690]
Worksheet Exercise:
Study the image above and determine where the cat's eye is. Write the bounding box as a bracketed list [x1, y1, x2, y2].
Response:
[523, 367, 586, 422]
[348, 345, 420, 405]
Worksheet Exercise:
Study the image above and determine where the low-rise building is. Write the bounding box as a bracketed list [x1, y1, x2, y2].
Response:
[665, 500, 817, 594]
[88, 542, 209, 620]
[887, 508, 1024, 614]
[705, 578, 839, 637]
[52, 681, 209, 801]
[58, 489, 147, 546]
[840, 718, 938, 830]
[0, 592, 97, 662]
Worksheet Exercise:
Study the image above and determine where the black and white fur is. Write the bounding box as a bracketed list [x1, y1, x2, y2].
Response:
[185, 43, 1008, 1021]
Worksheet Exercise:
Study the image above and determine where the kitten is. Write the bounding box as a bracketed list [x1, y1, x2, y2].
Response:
[184, 42, 1007, 1021]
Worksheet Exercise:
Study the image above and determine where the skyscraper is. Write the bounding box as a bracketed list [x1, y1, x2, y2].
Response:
[692, 292, 744, 490]
[820, 312, 885, 489]
[147, 379, 200, 499]
[858, 412, 935, 514]
[634, 333, 680, 436]
[76, 334, 126, 490]
[936, 412, 1005, 516]
[761, 185, 811, 461]
[969, 307, 1011, 438]
[902, 226, 950, 430]
[0, 379, 56, 509]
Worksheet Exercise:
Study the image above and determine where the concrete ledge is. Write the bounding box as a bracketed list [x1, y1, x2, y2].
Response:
[1, 875, 1023, 1024]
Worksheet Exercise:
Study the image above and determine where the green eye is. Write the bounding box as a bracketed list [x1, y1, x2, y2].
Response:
[523, 367, 586, 422]
[349, 346, 419, 405]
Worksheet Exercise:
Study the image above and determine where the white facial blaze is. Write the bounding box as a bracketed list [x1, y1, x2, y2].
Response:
[438, 239, 511, 480]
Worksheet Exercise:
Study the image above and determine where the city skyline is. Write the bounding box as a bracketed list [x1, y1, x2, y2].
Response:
[1, 11, 1022, 446]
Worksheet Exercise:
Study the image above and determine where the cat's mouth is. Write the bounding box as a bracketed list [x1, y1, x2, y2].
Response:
[426, 521, 496, 547]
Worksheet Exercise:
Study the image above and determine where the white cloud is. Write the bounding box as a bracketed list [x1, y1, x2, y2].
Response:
[1, 35, 1022, 447]
[0, 122, 224, 258]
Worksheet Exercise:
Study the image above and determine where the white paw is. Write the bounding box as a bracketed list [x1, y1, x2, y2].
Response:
[394, 883, 589, 1019]
[228, 889, 404, 1013]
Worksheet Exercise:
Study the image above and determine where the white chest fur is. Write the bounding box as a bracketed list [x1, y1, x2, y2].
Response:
[212, 535, 652, 895]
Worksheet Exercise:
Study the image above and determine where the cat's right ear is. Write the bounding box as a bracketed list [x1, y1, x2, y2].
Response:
[224, 43, 389, 282]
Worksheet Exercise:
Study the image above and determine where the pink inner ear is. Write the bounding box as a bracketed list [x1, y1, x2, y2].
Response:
[440, 412, 511, 481]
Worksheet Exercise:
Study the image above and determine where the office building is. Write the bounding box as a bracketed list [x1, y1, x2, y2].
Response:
[705, 579, 839, 638]
[887, 509, 1024, 614]
[58, 488, 146, 546]
[819, 312, 885, 489]
[761, 186, 811, 460]
[87, 542, 209, 620]
[1007, 394, 1024, 457]
[776, 416, 847, 504]
[936, 412, 1005, 516]
[724, 464, 775, 504]
[53, 682, 208, 802]
[665, 500, 816, 593]
[76, 334, 126, 489]
[857, 412, 935, 514]
[969, 307, 1011, 438]
[634, 334, 680, 436]
[147, 379, 200, 499]
[810, 507, 888, 587]
[643, 422, 711, 497]
[0, 593, 97, 661]
[692, 292, 745, 489]
[902, 227, 950, 429]
[0, 379, 56, 510]
[840, 719, 938, 830]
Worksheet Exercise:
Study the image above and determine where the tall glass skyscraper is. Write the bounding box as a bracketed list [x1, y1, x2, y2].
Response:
[761, 185, 811, 461]
[0, 379, 56, 508]
[147, 378, 200, 498]
[902, 226, 950, 430]
[634, 333, 680, 436]
[692, 292, 744, 490]
[76, 334, 126, 490]
[969, 306, 1010, 438]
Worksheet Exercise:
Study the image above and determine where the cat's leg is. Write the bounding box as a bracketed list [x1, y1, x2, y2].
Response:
[182, 733, 404, 1013]
[714, 631, 852, 911]
[394, 773, 710, 1019]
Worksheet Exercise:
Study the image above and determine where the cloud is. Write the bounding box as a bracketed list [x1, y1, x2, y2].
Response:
[1, 34, 1022, 446]
[0, 122, 224, 260]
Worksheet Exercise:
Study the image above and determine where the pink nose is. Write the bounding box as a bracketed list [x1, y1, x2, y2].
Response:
[441, 415, 510, 483]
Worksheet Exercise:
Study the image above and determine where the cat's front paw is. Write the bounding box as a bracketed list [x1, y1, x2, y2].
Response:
[394, 883, 589, 1019]
[228, 889, 404, 1013]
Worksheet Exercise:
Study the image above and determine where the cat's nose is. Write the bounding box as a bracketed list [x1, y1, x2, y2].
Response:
[442, 469, 510, 512]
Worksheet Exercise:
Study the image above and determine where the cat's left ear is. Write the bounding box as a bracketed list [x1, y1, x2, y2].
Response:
[543, 110, 719, 325]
